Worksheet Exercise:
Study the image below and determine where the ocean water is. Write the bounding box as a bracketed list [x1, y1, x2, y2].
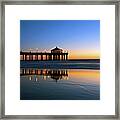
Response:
[20, 67, 100, 100]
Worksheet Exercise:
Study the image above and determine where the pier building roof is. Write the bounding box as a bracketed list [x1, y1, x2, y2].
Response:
[51, 47, 63, 53]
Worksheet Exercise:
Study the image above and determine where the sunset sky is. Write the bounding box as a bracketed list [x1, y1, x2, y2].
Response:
[20, 20, 100, 59]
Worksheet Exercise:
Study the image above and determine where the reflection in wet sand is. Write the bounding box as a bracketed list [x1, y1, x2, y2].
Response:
[69, 69, 99, 84]
[20, 68, 99, 83]
[21, 68, 68, 82]
[20, 68, 100, 100]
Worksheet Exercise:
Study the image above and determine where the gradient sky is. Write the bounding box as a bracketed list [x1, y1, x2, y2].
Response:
[20, 20, 100, 59]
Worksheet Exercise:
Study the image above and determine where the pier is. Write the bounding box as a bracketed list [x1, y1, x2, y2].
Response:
[20, 47, 68, 61]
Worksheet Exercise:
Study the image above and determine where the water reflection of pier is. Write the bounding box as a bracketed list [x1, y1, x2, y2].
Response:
[20, 68, 68, 81]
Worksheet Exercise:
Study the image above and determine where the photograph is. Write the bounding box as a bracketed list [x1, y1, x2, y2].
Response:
[20, 20, 100, 100]
[1, 0, 118, 118]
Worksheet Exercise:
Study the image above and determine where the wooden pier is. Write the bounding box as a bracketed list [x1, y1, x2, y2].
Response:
[20, 47, 68, 61]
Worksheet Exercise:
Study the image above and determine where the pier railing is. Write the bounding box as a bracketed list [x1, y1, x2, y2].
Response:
[20, 51, 68, 61]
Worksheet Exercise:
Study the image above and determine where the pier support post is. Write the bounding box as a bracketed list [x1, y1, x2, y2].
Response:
[61, 55, 63, 60]
[35, 55, 38, 61]
[46, 55, 47, 60]
[48, 55, 50, 60]
[37, 55, 38, 60]
[58, 55, 60, 60]
[53, 55, 55, 60]
[64, 54, 65, 60]
[41, 55, 43, 60]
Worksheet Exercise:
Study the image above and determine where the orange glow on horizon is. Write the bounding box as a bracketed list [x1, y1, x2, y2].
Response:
[68, 50, 100, 59]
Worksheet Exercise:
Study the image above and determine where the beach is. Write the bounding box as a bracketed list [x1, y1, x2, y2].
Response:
[20, 60, 100, 100]
[20, 68, 100, 100]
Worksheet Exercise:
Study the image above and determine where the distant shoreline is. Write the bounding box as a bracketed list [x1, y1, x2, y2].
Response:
[67, 59, 100, 62]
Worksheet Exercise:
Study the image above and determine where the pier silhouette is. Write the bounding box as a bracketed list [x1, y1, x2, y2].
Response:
[20, 47, 68, 61]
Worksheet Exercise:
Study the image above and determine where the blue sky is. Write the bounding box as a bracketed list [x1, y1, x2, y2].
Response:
[20, 20, 100, 59]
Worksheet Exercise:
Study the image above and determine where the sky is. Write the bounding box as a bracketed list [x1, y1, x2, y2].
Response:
[20, 20, 100, 59]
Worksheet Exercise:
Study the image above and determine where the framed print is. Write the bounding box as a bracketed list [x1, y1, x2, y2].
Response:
[0, 0, 119, 119]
